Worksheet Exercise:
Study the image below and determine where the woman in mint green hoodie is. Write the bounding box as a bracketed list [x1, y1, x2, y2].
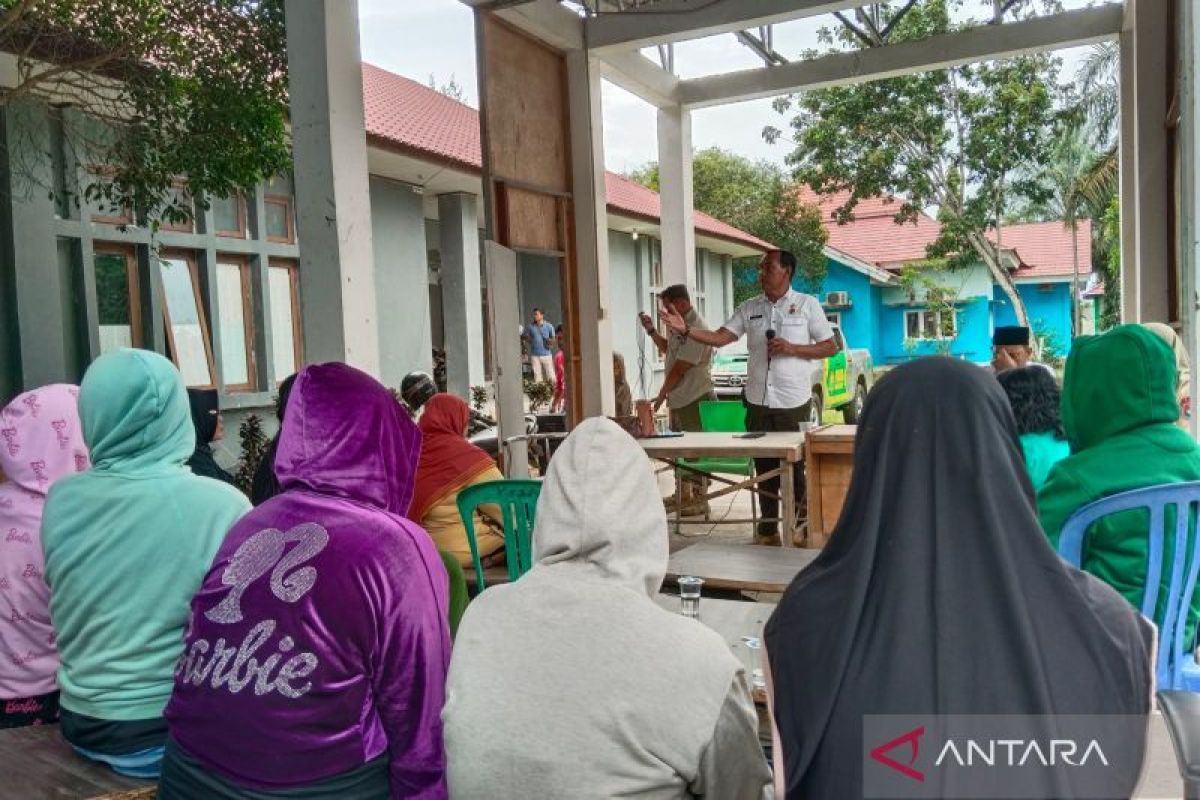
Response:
[41, 349, 250, 778]
[1039, 324, 1200, 648]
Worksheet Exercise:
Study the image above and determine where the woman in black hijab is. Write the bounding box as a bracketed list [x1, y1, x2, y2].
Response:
[185, 389, 235, 485]
[765, 357, 1153, 799]
[249, 373, 296, 505]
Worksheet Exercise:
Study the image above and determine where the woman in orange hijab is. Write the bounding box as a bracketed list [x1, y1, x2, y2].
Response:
[411, 394, 506, 568]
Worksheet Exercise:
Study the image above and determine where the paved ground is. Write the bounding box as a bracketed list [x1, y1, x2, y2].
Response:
[656, 472, 1184, 797]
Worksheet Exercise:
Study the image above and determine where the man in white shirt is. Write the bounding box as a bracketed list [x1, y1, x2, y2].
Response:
[660, 249, 838, 545]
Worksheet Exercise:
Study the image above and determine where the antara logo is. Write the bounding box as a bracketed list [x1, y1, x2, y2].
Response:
[871, 726, 926, 782]
[934, 739, 1109, 768]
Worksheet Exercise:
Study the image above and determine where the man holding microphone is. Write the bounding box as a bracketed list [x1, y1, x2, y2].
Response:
[639, 284, 715, 516]
[658, 250, 837, 545]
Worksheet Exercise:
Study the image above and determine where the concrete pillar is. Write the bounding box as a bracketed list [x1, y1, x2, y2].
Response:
[656, 103, 696, 291]
[1182, 0, 1200, 437]
[438, 192, 485, 397]
[566, 50, 615, 417]
[284, 0, 379, 375]
[369, 176, 432, 388]
[0, 101, 72, 393]
[1120, 0, 1172, 323]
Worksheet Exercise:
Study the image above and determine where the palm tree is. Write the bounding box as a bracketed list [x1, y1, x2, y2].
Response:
[1072, 43, 1119, 210]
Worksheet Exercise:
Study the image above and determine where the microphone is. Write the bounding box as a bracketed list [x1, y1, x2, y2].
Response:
[766, 328, 776, 362]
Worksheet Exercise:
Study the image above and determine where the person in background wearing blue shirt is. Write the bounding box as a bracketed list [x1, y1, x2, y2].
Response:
[522, 308, 557, 385]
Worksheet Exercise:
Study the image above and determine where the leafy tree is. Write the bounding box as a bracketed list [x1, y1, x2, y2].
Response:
[233, 412, 269, 497]
[0, 0, 290, 225]
[628, 147, 828, 301]
[428, 73, 466, 103]
[768, 0, 1062, 327]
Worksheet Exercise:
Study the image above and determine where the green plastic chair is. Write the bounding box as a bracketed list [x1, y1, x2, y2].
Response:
[456, 479, 543, 593]
[676, 400, 758, 521]
[437, 549, 468, 639]
[677, 400, 756, 476]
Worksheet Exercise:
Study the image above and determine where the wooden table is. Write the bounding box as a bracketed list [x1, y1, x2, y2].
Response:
[664, 542, 819, 593]
[806, 424, 857, 548]
[0, 723, 154, 798]
[653, 595, 777, 704]
[639, 430, 809, 545]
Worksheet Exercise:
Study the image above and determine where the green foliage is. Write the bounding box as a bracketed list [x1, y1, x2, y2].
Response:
[628, 147, 829, 289]
[770, 0, 1063, 326]
[898, 259, 962, 356]
[233, 413, 269, 497]
[1100, 196, 1121, 331]
[0, 0, 291, 225]
[1032, 318, 1065, 367]
[523, 379, 554, 412]
[470, 385, 490, 412]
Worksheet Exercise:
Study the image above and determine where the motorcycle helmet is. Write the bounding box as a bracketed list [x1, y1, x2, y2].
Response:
[401, 371, 437, 411]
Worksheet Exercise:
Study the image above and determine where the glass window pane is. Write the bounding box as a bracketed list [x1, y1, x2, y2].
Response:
[269, 266, 297, 384]
[265, 200, 290, 240]
[217, 262, 250, 387]
[923, 312, 938, 339]
[213, 195, 242, 234]
[159, 257, 213, 386]
[905, 312, 919, 339]
[95, 253, 133, 354]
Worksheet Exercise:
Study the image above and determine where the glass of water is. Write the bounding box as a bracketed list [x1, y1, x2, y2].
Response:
[740, 636, 766, 690]
[678, 575, 704, 619]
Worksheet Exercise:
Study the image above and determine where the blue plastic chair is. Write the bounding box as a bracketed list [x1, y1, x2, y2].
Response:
[1057, 482, 1200, 691]
[455, 479, 542, 593]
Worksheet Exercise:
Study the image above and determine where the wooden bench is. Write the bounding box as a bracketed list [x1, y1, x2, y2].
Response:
[0, 724, 155, 798]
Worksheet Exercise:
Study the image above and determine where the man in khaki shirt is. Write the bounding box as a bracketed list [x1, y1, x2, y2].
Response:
[639, 284, 715, 515]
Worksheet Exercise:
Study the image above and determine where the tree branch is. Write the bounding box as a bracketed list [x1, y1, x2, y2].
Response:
[833, 11, 876, 48]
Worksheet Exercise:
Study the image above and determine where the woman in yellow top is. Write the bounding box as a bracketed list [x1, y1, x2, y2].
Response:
[411, 394, 506, 567]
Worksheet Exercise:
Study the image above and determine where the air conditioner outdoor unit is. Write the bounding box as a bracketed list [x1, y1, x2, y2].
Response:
[826, 291, 851, 308]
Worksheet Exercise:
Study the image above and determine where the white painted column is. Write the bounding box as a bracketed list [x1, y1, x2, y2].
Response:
[566, 50, 615, 417]
[656, 103, 696, 291]
[1120, 0, 1172, 323]
[438, 192, 485, 397]
[284, 0, 379, 375]
[1182, 0, 1200, 437]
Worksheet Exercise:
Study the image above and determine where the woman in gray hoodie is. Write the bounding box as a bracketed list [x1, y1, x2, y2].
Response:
[442, 417, 772, 799]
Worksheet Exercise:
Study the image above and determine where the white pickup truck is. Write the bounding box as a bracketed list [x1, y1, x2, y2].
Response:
[709, 325, 875, 424]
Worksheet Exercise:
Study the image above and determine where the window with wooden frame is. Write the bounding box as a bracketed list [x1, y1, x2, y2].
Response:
[87, 167, 134, 225]
[264, 194, 295, 243]
[267, 259, 302, 385]
[158, 181, 195, 233]
[212, 194, 247, 238]
[93, 246, 142, 354]
[647, 242, 664, 365]
[157, 252, 217, 388]
[215, 256, 255, 391]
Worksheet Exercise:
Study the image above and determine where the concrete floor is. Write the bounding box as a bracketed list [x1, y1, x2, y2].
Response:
[658, 474, 1185, 797]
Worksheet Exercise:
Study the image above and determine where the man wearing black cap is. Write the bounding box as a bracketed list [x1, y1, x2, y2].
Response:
[992, 326, 1053, 375]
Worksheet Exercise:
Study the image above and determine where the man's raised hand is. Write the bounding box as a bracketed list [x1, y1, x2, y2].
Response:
[658, 302, 686, 334]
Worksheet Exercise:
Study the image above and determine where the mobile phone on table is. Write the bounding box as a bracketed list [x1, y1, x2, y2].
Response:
[737, 432, 766, 439]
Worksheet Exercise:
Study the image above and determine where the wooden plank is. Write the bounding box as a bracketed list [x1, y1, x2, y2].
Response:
[639, 431, 808, 462]
[806, 424, 857, 547]
[664, 542, 819, 593]
[482, 16, 570, 195]
[0, 724, 153, 798]
[502, 186, 561, 253]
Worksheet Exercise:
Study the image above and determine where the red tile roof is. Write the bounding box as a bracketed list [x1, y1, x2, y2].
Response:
[361, 63, 770, 252]
[987, 219, 1093, 280]
[795, 187, 941, 267]
[795, 186, 1091, 278]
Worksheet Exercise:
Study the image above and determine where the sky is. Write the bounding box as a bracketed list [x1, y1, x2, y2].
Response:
[357, 0, 1099, 175]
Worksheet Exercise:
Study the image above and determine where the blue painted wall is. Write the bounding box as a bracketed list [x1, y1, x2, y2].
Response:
[806, 258, 880, 356]
[993, 282, 1074, 357]
[754, 254, 1075, 366]
[878, 297, 991, 364]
